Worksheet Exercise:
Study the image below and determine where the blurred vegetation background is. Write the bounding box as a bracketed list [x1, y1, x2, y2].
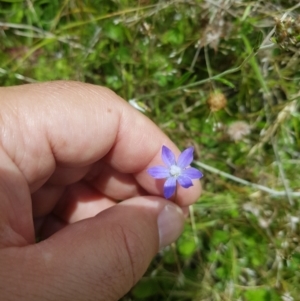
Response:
[1, 0, 300, 300]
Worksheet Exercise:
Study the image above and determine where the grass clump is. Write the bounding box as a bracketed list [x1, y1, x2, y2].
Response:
[1, 0, 300, 300]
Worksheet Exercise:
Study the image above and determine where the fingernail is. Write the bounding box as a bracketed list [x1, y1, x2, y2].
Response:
[157, 204, 185, 249]
[181, 206, 190, 218]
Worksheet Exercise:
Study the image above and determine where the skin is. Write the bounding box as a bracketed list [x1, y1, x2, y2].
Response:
[0, 81, 201, 301]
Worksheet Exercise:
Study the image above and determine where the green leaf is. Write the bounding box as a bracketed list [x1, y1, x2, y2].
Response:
[103, 22, 126, 43]
[215, 77, 236, 88]
[161, 29, 184, 45]
[178, 239, 197, 257]
[212, 230, 230, 246]
[244, 289, 271, 301]
[132, 278, 160, 298]
[174, 72, 193, 87]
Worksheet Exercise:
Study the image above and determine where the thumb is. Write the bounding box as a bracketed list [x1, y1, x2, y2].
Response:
[2, 197, 184, 301]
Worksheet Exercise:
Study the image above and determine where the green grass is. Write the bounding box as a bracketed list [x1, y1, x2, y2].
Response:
[1, 0, 300, 300]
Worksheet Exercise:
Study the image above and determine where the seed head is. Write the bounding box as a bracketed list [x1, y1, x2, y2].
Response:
[207, 91, 227, 112]
[227, 121, 251, 141]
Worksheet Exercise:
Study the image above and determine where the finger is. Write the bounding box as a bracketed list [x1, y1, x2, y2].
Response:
[0, 81, 200, 208]
[87, 161, 147, 200]
[139, 173, 201, 206]
[52, 182, 116, 223]
[32, 184, 65, 218]
[1, 197, 185, 301]
[47, 165, 92, 186]
[0, 81, 122, 191]
[0, 147, 34, 245]
[32, 163, 144, 218]
[0, 81, 170, 185]
[32, 182, 116, 221]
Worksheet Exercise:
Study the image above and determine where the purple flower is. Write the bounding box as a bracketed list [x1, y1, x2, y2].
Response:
[147, 145, 203, 199]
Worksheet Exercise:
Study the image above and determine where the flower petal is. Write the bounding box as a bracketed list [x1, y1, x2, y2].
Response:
[161, 145, 176, 167]
[147, 166, 170, 179]
[182, 167, 203, 179]
[177, 175, 193, 188]
[164, 177, 176, 199]
[177, 147, 194, 168]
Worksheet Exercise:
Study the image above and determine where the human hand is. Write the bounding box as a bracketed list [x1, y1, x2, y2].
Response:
[0, 81, 201, 301]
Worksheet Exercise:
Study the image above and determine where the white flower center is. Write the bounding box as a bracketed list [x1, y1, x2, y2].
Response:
[169, 165, 182, 177]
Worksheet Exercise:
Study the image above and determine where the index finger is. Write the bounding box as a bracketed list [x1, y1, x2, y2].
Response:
[0, 81, 201, 205]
